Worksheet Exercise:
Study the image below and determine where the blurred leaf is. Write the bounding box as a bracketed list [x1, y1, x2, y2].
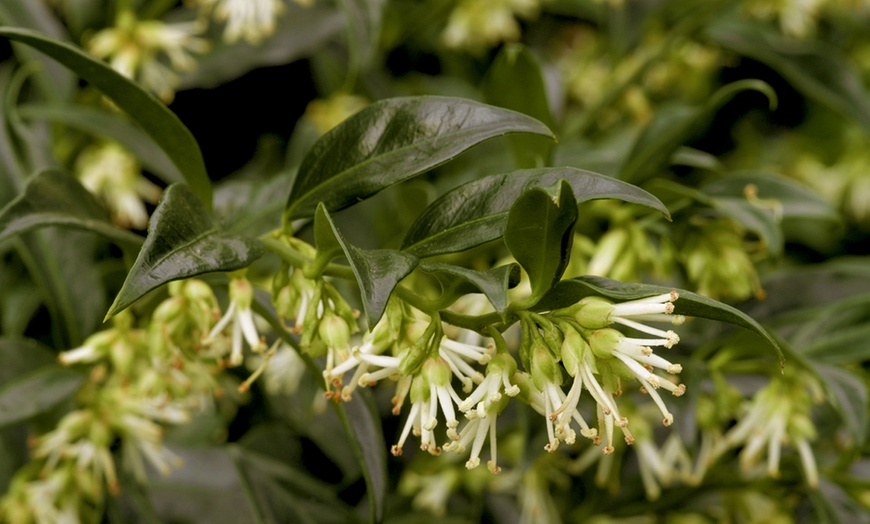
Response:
[105, 184, 264, 320]
[702, 172, 839, 222]
[229, 445, 360, 524]
[420, 262, 521, 315]
[0, 169, 144, 249]
[619, 80, 776, 184]
[333, 392, 386, 524]
[147, 447, 265, 523]
[706, 17, 870, 133]
[537, 275, 783, 362]
[0, 1, 75, 101]
[178, 4, 344, 90]
[339, 0, 385, 77]
[0, 366, 86, 427]
[713, 196, 783, 257]
[402, 167, 669, 258]
[285, 96, 554, 220]
[483, 44, 554, 168]
[0, 338, 57, 384]
[18, 103, 183, 184]
[504, 181, 577, 308]
[808, 480, 870, 524]
[313, 204, 418, 326]
[814, 363, 868, 444]
[0, 27, 212, 209]
[17, 228, 107, 347]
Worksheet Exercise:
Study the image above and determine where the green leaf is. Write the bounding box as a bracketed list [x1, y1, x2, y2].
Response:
[339, 0, 385, 77]
[814, 363, 868, 445]
[483, 44, 554, 168]
[313, 204, 418, 326]
[419, 262, 521, 315]
[505, 181, 577, 308]
[285, 96, 555, 220]
[537, 275, 784, 362]
[333, 393, 386, 524]
[0, 27, 212, 208]
[228, 445, 360, 524]
[0, 169, 144, 249]
[706, 17, 870, 133]
[0, 1, 75, 101]
[0, 366, 86, 427]
[402, 167, 669, 258]
[619, 80, 776, 184]
[105, 184, 264, 320]
[712, 196, 783, 257]
[18, 103, 183, 184]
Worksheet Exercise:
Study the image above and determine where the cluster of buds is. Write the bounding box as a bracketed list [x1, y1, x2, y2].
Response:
[682, 218, 765, 301]
[441, 0, 541, 54]
[1, 280, 227, 522]
[314, 289, 688, 477]
[709, 369, 823, 488]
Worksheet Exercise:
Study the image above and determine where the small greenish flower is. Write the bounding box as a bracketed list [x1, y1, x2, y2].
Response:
[189, 0, 286, 44]
[441, 0, 540, 54]
[204, 276, 267, 367]
[715, 369, 822, 487]
[75, 142, 162, 230]
[87, 10, 208, 101]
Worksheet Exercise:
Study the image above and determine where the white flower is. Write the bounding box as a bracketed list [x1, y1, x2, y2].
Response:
[204, 277, 266, 367]
[716, 372, 821, 487]
[191, 0, 286, 44]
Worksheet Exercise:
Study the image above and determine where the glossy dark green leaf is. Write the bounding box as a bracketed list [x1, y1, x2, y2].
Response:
[814, 363, 868, 444]
[0, 169, 144, 249]
[0, 27, 212, 208]
[619, 80, 776, 184]
[313, 204, 418, 326]
[105, 184, 264, 320]
[18, 103, 183, 184]
[483, 44, 554, 168]
[0, 366, 86, 427]
[420, 262, 521, 315]
[178, 4, 343, 90]
[402, 167, 669, 258]
[285, 96, 555, 220]
[505, 181, 577, 308]
[706, 17, 870, 132]
[537, 275, 783, 362]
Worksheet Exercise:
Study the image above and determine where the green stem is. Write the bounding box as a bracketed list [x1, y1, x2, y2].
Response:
[262, 232, 507, 329]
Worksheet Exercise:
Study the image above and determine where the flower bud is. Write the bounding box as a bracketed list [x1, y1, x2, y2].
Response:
[574, 297, 616, 330]
[530, 341, 561, 391]
[588, 328, 622, 360]
[318, 313, 351, 351]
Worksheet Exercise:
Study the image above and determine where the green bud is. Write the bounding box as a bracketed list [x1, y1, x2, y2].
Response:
[109, 338, 136, 376]
[488, 352, 518, 377]
[588, 328, 621, 360]
[530, 341, 561, 391]
[425, 358, 452, 387]
[229, 277, 254, 310]
[318, 313, 351, 350]
[398, 329, 435, 376]
[574, 296, 615, 330]
[560, 328, 588, 376]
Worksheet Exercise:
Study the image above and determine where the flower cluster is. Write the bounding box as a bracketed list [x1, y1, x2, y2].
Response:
[87, 10, 208, 102]
[0, 280, 227, 522]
